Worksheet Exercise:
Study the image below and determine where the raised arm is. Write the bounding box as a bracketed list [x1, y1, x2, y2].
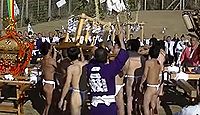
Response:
[80, 47, 88, 65]
[109, 49, 129, 76]
[52, 46, 57, 60]
[116, 16, 126, 50]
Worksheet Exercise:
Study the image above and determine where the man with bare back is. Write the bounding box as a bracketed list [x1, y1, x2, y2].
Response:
[40, 42, 57, 115]
[55, 49, 71, 88]
[139, 46, 162, 115]
[124, 39, 146, 115]
[58, 46, 87, 115]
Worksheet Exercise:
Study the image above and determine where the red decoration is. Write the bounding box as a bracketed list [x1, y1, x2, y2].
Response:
[0, 18, 34, 77]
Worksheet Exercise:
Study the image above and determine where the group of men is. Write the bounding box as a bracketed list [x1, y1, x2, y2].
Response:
[39, 25, 170, 115]
[35, 24, 200, 115]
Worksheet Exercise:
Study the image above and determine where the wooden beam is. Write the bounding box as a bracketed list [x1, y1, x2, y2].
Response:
[0, 80, 32, 85]
[166, 0, 177, 10]
[177, 79, 197, 98]
[78, 13, 111, 26]
[170, 73, 200, 80]
[141, 23, 144, 43]
[76, 13, 86, 41]
[173, 2, 180, 10]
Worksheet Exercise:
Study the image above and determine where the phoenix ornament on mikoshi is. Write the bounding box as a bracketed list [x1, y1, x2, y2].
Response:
[0, 0, 34, 77]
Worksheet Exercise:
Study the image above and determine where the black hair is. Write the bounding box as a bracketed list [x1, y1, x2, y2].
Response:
[149, 38, 157, 46]
[67, 46, 80, 61]
[28, 31, 33, 35]
[114, 35, 121, 47]
[156, 40, 165, 50]
[127, 39, 140, 52]
[94, 47, 108, 63]
[187, 33, 198, 40]
[149, 45, 160, 59]
[62, 49, 68, 58]
[40, 42, 51, 56]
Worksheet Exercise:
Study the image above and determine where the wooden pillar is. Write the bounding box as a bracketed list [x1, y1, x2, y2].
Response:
[37, 0, 40, 17]
[76, 13, 85, 42]
[25, 0, 28, 19]
[180, 0, 182, 10]
[126, 24, 130, 40]
[166, 0, 177, 9]
[95, 0, 99, 19]
[48, 0, 51, 21]
[64, 33, 69, 42]
[84, 30, 90, 44]
[161, 0, 164, 9]
[141, 24, 144, 43]
[20, 0, 25, 27]
[144, 0, 147, 10]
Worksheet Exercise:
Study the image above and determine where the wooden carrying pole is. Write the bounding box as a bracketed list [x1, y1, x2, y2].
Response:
[76, 13, 86, 42]
[84, 30, 90, 44]
[78, 14, 111, 27]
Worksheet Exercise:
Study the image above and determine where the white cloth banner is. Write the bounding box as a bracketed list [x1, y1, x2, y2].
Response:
[14, 0, 20, 16]
[56, 0, 66, 8]
[106, 0, 126, 12]
[28, 23, 34, 33]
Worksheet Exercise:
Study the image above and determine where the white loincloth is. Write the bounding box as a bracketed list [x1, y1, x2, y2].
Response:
[91, 95, 116, 107]
[115, 83, 125, 96]
[42, 79, 55, 89]
[147, 84, 160, 90]
[125, 75, 142, 79]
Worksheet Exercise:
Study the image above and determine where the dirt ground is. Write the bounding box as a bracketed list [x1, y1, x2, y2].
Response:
[1, 84, 198, 115]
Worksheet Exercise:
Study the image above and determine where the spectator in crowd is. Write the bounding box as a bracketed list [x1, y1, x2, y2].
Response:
[180, 33, 200, 66]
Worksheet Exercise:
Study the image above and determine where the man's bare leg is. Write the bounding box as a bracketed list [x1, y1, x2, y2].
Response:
[116, 88, 125, 115]
[71, 93, 81, 115]
[151, 94, 158, 115]
[143, 87, 157, 115]
[126, 77, 134, 115]
[42, 84, 53, 115]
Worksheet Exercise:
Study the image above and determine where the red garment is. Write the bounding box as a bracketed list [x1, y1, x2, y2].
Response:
[180, 45, 200, 66]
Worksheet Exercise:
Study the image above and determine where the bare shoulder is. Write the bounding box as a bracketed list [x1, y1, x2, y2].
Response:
[145, 60, 151, 64]
[68, 62, 83, 72]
